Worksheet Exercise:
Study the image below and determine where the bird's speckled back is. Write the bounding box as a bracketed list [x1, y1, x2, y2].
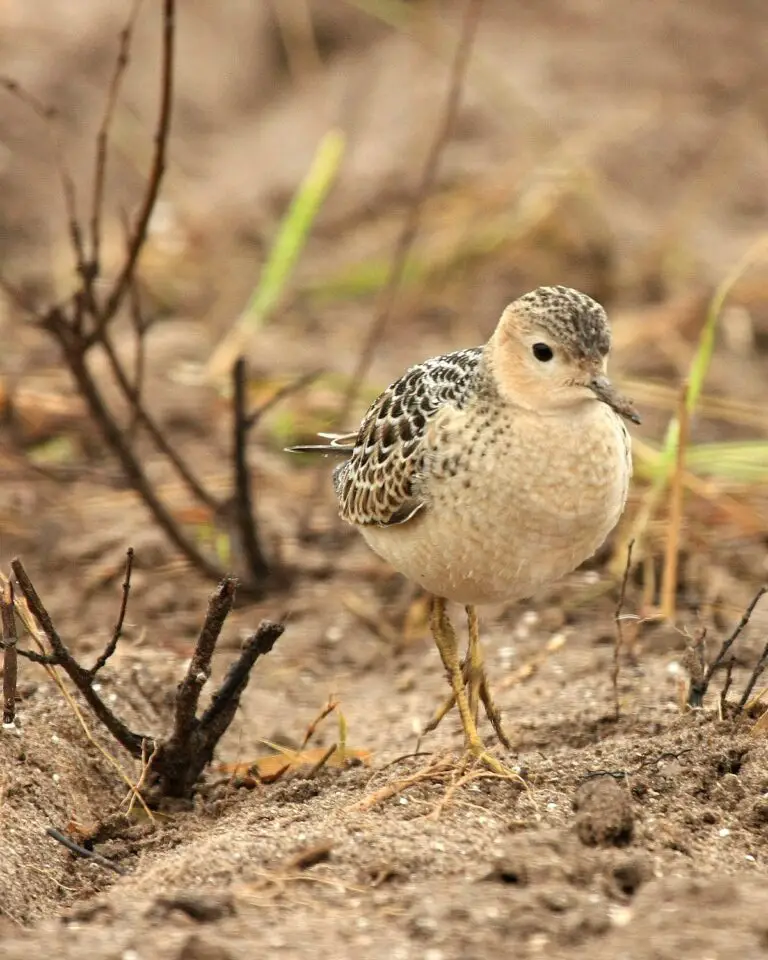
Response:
[332, 347, 487, 526]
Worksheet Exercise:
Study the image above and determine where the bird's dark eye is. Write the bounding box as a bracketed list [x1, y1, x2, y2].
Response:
[532, 342, 553, 362]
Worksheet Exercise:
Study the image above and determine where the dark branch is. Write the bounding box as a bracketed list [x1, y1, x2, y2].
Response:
[46, 827, 126, 875]
[736, 638, 768, 714]
[125, 254, 150, 442]
[11, 558, 153, 757]
[336, 0, 485, 421]
[0, 644, 57, 666]
[232, 358, 270, 584]
[91, 0, 175, 343]
[0, 78, 88, 291]
[685, 627, 708, 708]
[89, 0, 141, 277]
[54, 339, 225, 581]
[700, 586, 768, 702]
[200, 620, 284, 739]
[8, 558, 285, 801]
[90, 547, 134, 677]
[151, 612, 285, 797]
[612, 539, 634, 720]
[96, 326, 219, 512]
[244, 369, 322, 433]
[1, 579, 18, 725]
[171, 577, 237, 745]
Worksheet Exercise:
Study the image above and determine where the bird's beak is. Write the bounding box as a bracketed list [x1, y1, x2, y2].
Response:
[589, 375, 641, 425]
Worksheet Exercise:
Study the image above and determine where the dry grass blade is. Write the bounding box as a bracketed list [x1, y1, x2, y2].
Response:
[612, 540, 634, 720]
[660, 382, 690, 621]
[613, 233, 768, 575]
[351, 754, 455, 812]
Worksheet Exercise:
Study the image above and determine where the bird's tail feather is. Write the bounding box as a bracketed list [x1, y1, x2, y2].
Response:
[285, 443, 350, 455]
[285, 430, 357, 456]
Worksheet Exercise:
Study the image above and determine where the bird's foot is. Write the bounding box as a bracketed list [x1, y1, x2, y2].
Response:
[466, 741, 520, 780]
[418, 659, 513, 751]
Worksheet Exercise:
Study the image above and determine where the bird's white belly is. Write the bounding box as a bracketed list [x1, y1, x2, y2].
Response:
[359, 405, 631, 605]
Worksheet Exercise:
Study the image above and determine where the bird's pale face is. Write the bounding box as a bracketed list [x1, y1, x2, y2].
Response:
[489, 290, 641, 424]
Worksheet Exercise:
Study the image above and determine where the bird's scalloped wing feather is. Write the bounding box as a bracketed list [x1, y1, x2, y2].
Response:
[331, 347, 484, 526]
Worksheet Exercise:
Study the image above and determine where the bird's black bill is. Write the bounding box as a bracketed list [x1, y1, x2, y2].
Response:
[589, 376, 641, 425]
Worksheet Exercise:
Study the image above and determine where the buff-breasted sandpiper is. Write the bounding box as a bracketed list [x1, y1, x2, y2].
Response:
[289, 286, 640, 776]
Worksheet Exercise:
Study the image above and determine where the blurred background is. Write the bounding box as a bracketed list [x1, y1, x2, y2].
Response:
[0, 0, 767, 685]
[5, 2, 768, 947]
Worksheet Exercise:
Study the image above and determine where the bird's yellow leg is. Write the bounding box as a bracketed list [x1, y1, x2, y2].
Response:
[430, 597, 514, 777]
[465, 604, 482, 725]
[466, 604, 513, 750]
[418, 606, 513, 751]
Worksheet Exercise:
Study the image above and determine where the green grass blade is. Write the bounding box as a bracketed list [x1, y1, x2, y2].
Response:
[245, 129, 346, 327]
[649, 234, 768, 484]
[206, 128, 346, 382]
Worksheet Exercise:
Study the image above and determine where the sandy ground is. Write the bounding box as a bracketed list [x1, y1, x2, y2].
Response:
[2, 1, 768, 958]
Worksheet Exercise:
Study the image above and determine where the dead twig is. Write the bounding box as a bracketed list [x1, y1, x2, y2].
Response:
[171, 577, 237, 747]
[198, 622, 284, 737]
[1, 1, 231, 585]
[0, 1, 286, 597]
[736, 637, 768, 715]
[6, 557, 284, 800]
[612, 539, 634, 720]
[125, 267, 150, 442]
[685, 627, 708, 708]
[90, 0, 143, 276]
[283, 841, 333, 872]
[46, 827, 126, 876]
[244, 368, 322, 433]
[306, 743, 336, 778]
[0, 78, 87, 293]
[59, 337, 230, 583]
[231, 358, 271, 584]
[299, 696, 339, 751]
[718, 659, 734, 719]
[90, 0, 175, 343]
[96, 318, 219, 513]
[351, 753, 455, 812]
[154, 619, 284, 798]
[338, 0, 484, 419]
[1, 580, 18, 725]
[90, 547, 134, 677]
[694, 585, 768, 707]
[12, 557, 153, 755]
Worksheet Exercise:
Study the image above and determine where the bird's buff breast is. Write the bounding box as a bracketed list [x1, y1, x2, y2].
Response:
[359, 404, 631, 605]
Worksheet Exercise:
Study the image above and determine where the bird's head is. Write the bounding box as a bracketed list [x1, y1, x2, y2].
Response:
[488, 285, 641, 425]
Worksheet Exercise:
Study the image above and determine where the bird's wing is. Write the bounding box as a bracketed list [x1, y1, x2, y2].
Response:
[331, 347, 484, 526]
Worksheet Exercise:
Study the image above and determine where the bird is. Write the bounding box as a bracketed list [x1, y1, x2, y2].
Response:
[287, 285, 640, 776]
